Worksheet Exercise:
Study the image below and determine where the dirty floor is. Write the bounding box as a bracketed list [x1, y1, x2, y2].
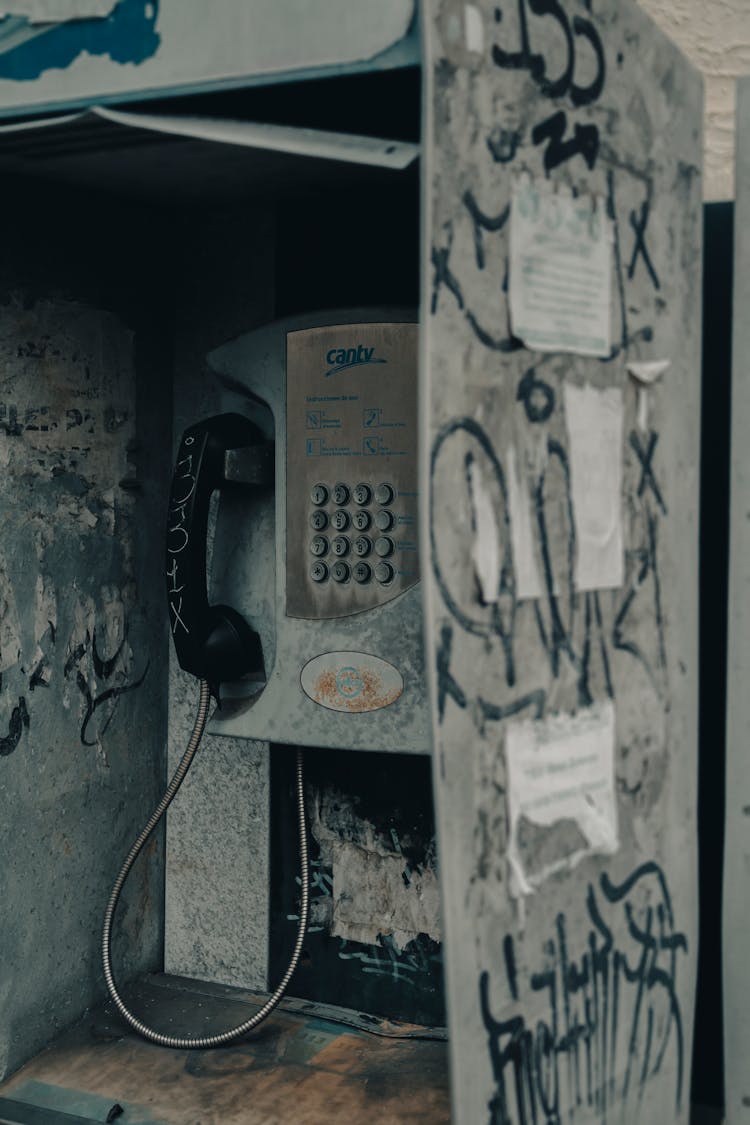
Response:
[0, 975, 451, 1125]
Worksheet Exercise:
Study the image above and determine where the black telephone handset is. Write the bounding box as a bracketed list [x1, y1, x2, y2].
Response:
[166, 412, 269, 693]
[106, 412, 304, 1049]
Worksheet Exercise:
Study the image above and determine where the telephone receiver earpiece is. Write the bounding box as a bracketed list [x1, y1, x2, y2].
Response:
[166, 413, 271, 693]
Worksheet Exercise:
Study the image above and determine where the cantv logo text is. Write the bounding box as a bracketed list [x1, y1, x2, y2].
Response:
[325, 345, 388, 376]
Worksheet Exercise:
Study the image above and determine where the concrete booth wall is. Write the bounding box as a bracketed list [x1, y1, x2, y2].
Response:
[0, 179, 173, 1079]
[0, 91, 428, 1079]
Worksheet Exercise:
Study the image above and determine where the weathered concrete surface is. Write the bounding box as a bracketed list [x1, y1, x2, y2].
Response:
[724, 75, 750, 1125]
[0, 182, 171, 1079]
[421, 1, 702, 1121]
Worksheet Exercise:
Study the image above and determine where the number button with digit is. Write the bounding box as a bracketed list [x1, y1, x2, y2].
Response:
[310, 562, 328, 583]
[310, 510, 328, 531]
[332, 561, 350, 583]
[353, 483, 371, 506]
[353, 562, 372, 584]
[332, 536, 350, 557]
[311, 484, 328, 506]
[310, 536, 329, 557]
[332, 483, 350, 506]
[352, 509, 371, 532]
[353, 536, 372, 557]
[331, 509, 350, 532]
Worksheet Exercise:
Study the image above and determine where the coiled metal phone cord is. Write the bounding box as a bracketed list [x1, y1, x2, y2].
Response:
[102, 678, 309, 1049]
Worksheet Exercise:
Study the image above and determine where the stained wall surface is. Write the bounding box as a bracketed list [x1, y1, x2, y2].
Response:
[0, 181, 171, 1079]
[421, 0, 703, 1120]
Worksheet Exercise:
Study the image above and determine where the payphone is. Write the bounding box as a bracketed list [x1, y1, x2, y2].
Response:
[102, 310, 429, 1047]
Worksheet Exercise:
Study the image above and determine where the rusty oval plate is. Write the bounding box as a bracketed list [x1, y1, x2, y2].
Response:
[300, 652, 404, 713]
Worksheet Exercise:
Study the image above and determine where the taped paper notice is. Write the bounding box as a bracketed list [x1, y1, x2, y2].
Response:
[506, 702, 618, 894]
[507, 445, 544, 600]
[509, 179, 612, 357]
[0, 0, 114, 20]
[564, 383, 624, 591]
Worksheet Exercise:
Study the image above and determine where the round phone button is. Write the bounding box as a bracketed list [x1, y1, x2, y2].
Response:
[310, 510, 328, 531]
[332, 483, 350, 506]
[374, 482, 394, 506]
[332, 536, 350, 557]
[331, 509, 350, 531]
[310, 536, 329, 557]
[352, 509, 371, 531]
[311, 484, 328, 506]
[353, 536, 372, 557]
[375, 509, 394, 532]
[310, 562, 328, 583]
[353, 562, 372, 584]
[353, 483, 371, 506]
[374, 536, 394, 558]
[332, 561, 350, 583]
[374, 562, 395, 585]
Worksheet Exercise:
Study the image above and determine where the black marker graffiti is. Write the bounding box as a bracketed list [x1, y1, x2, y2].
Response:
[463, 190, 510, 271]
[630, 431, 668, 515]
[487, 126, 523, 164]
[613, 507, 667, 688]
[65, 629, 149, 747]
[604, 171, 657, 362]
[0, 696, 30, 757]
[491, 0, 606, 171]
[437, 622, 468, 722]
[430, 222, 522, 355]
[516, 367, 556, 424]
[431, 225, 465, 316]
[430, 412, 668, 726]
[430, 417, 517, 688]
[480, 862, 687, 1123]
[627, 199, 661, 290]
[532, 110, 600, 173]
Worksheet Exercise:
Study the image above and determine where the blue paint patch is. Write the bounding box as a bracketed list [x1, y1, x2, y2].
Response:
[0, 0, 160, 81]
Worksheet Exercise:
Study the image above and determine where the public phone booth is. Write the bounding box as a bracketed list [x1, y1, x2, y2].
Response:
[0, 3, 711, 1124]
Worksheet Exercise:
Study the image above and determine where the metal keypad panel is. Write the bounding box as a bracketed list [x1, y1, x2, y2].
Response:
[308, 481, 398, 589]
[287, 323, 419, 620]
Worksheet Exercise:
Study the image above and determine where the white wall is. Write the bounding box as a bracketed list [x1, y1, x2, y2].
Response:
[641, 0, 750, 200]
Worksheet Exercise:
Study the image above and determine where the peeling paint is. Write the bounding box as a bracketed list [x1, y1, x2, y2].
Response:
[0, 555, 21, 674]
[308, 786, 442, 951]
[331, 839, 442, 951]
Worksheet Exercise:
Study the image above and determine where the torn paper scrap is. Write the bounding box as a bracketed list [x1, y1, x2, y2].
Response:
[627, 359, 671, 432]
[464, 4, 483, 52]
[506, 444, 544, 600]
[626, 359, 671, 385]
[505, 701, 618, 895]
[563, 382, 624, 591]
[0, 0, 114, 21]
[467, 454, 501, 604]
[509, 178, 612, 357]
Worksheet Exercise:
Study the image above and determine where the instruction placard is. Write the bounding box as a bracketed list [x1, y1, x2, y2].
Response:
[509, 178, 612, 357]
[506, 702, 618, 894]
